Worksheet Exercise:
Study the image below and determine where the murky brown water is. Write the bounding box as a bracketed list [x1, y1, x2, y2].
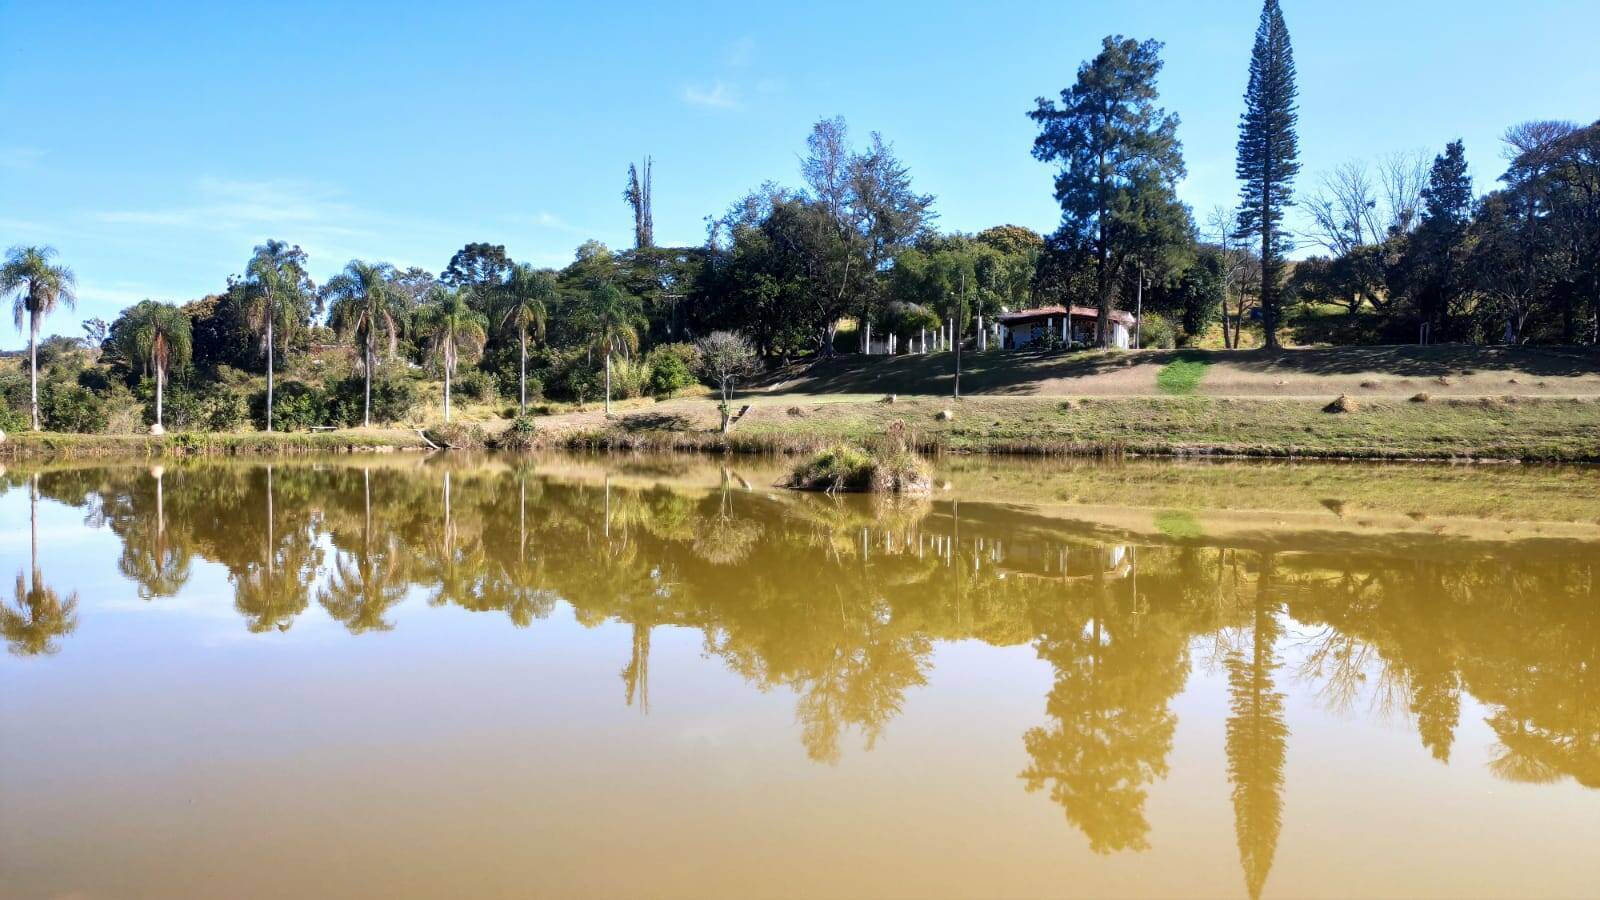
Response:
[2, 455, 1598, 899]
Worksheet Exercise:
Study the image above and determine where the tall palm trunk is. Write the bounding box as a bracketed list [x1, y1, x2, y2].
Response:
[604, 351, 613, 416]
[155, 364, 165, 429]
[443, 346, 454, 424]
[519, 325, 528, 413]
[28, 313, 39, 430]
[265, 308, 275, 432]
[363, 331, 374, 428]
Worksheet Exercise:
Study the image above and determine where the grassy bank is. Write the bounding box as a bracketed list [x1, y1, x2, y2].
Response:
[540, 394, 1600, 462]
[0, 428, 428, 460]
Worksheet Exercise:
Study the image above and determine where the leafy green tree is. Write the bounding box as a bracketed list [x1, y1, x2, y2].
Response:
[1030, 37, 1190, 347]
[441, 242, 512, 294]
[113, 300, 193, 432]
[418, 286, 488, 423]
[1234, 0, 1301, 349]
[325, 260, 402, 427]
[2, 245, 77, 430]
[500, 263, 555, 411]
[243, 240, 313, 432]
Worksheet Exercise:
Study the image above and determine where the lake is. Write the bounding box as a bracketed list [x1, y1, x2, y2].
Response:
[1, 454, 1597, 899]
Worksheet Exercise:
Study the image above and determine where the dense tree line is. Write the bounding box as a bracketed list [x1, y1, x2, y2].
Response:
[4, 0, 1596, 435]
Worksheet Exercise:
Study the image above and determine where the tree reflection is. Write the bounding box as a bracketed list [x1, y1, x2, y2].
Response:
[1224, 554, 1287, 900]
[233, 466, 319, 633]
[1, 475, 78, 656]
[319, 467, 408, 634]
[1020, 554, 1187, 853]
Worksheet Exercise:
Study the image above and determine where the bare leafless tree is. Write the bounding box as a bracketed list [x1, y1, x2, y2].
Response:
[624, 157, 654, 249]
[1377, 150, 1429, 236]
[1207, 204, 1257, 348]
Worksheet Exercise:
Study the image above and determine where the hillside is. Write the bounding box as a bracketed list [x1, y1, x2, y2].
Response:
[757, 345, 1600, 399]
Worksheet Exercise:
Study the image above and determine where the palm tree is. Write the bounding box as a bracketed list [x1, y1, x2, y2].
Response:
[500, 263, 554, 412]
[114, 300, 192, 433]
[418, 286, 487, 423]
[1, 245, 77, 430]
[325, 260, 401, 428]
[244, 240, 311, 432]
[580, 284, 641, 416]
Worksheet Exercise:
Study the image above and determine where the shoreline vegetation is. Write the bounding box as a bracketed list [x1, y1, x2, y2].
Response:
[6, 390, 1598, 463]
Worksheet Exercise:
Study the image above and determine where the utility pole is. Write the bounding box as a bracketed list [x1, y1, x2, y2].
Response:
[1135, 261, 1144, 350]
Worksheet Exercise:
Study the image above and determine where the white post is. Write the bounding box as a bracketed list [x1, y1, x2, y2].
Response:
[864, 320, 872, 355]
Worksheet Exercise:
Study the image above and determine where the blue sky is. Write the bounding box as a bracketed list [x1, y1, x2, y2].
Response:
[2, 0, 1597, 348]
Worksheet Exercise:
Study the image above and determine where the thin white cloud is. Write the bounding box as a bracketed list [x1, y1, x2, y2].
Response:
[93, 177, 364, 235]
[682, 80, 741, 110]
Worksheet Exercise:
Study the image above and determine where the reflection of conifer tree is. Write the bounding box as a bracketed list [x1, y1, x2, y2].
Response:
[1021, 570, 1186, 854]
[1225, 554, 1288, 900]
[318, 467, 407, 634]
[2, 476, 78, 656]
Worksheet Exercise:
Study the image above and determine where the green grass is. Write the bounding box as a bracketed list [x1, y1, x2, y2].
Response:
[1155, 353, 1211, 395]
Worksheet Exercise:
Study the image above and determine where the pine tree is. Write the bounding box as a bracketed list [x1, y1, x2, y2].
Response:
[1030, 36, 1189, 348]
[1408, 140, 1474, 338]
[1234, 0, 1300, 349]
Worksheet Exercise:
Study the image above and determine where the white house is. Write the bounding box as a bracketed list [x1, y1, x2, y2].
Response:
[996, 305, 1133, 350]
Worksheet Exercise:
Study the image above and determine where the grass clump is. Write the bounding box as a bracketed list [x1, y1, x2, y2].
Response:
[788, 420, 932, 494]
[496, 414, 543, 451]
[789, 443, 876, 492]
[1155, 353, 1211, 395]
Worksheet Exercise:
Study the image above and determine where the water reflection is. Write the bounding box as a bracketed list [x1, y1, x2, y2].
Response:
[2, 474, 78, 655]
[3, 456, 1598, 893]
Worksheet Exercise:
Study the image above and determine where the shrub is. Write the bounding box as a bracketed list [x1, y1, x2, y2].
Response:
[424, 421, 487, 449]
[41, 382, 109, 433]
[646, 343, 700, 397]
[455, 367, 498, 404]
[167, 381, 250, 431]
[608, 357, 651, 400]
[788, 422, 932, 495]
[328, 372, 420, 426]
[259, 381, 328, 431]
[1137, 312, 1178, 350]
[497, 413, 543, 450]
[0, 402, 25, 433]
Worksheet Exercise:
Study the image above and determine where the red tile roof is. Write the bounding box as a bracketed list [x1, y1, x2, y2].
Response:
[996, 305, 1136, 326]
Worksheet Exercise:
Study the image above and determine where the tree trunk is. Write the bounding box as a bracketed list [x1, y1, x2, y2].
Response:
[519, 327, 527, 413]
[604, 352, 613, 416]
[444, 359, 453, 424]
[29, 316, 39, 430]
[719, 382, 732, 433]
[364, 340, 373, 428]
[155, 365, 165, 429]
[265, 313, 275, 432]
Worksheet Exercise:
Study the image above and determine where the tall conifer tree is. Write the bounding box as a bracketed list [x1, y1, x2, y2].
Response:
[1234, 0, 1300, 349]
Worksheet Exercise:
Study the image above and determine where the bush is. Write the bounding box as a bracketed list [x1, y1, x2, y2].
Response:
[424, 421, 487, 449]
[646, 343, 700, 397]
[259, 381, 328, 431]
[328, 372, 420, 426]
[455, 367, 498, 404]
[0, 402, 25, 433]
[1137, 312, 1178, 350]
[789, 423, 932, 495]
[497, 413, 542, 450]
[608, 357, 651, 400]
[167, 381, 250, 432]
[41, 382, 109, 433]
